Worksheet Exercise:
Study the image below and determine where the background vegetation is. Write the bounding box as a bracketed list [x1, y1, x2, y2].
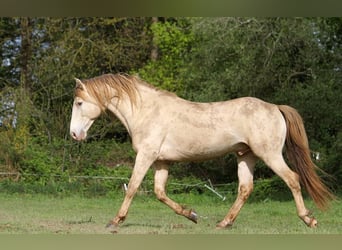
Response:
[0, 17, 341, 198]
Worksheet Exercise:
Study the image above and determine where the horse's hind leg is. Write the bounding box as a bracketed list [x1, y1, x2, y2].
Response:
[216, 153, 257, 229]
[262, 154, 317, 227]
[154, 161, 198, 223]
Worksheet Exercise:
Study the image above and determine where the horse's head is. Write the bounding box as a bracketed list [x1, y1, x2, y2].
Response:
[70, 78, 102, 141]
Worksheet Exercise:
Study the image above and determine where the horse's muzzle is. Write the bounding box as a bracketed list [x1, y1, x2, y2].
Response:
[70, 130, 86, 141]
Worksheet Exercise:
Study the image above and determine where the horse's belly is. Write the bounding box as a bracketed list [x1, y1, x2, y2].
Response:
[158, 136, 247, 162]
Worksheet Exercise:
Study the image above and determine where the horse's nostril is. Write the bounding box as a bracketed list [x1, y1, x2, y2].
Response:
[71, 131, 77, 139]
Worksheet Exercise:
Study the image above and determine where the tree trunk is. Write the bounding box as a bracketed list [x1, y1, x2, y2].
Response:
[17, 17, 33, 128]
[20, 17, 32, 92]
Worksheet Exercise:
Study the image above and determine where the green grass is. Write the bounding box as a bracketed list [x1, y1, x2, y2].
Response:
[0, 192, 341, 234]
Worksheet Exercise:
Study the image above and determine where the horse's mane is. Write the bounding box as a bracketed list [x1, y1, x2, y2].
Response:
[77, 73, 141, 109]
[75, 73, 178, 110]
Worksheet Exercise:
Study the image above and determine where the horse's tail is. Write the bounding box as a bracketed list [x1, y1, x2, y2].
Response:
[278, 105, 335, 210]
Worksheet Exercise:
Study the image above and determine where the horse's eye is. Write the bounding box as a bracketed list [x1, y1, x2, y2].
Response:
[77, 102, 83, 106]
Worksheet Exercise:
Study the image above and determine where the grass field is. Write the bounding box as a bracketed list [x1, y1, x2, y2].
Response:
[0, 192, 341, 234]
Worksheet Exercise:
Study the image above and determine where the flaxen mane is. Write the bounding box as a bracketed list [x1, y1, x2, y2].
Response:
[76, 73, 140, 110]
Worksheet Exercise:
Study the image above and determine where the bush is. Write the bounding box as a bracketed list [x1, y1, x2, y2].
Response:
[250, 177, 293, 202]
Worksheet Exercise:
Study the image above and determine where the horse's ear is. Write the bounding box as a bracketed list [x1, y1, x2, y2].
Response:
[75, 78, 86, 91]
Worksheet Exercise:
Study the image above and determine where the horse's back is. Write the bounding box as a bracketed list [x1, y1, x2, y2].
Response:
[154, 96, 286, 161]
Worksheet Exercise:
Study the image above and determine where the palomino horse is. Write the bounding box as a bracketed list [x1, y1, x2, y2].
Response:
[70, 73, 334, 229]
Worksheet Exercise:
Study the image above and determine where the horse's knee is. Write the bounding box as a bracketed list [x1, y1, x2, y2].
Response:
[239, 184, 253, 201]
[154, 188, 167, 202]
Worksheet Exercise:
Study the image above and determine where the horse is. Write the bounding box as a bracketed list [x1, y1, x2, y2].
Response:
[69, 73, 335, 230]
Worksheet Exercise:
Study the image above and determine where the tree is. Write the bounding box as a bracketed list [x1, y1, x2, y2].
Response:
[137, 17, 194, 95]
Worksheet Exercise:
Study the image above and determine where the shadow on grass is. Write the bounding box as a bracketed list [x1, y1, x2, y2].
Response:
[66, 216, 95, 225]
[120, 222, 163, 229]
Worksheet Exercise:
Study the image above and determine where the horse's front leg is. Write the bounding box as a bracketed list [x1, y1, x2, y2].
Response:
[106, 152, 156, 229]
[154, 161, 198, 223]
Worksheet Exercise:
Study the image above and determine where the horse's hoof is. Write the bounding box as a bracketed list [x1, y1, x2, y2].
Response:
[302, 213, 318, 228]
[106, 221, 114, 228]
[188, 210, 198, 224]
[216, 220, 233, 229]
[309, 218, 318, 228]
[106, 221, 119, 234]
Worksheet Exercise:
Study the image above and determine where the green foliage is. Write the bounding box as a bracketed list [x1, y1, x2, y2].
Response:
[19, 137, 68, 185]
[0, 125, 29, 170]
[251, 177, 293, 202]
[183, 18, 319, 101]
[137, 18, 194, 95]
[325, 131, 342, 190]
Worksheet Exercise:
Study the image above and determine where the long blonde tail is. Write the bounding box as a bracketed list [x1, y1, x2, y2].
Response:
[278, 105, 335, 210]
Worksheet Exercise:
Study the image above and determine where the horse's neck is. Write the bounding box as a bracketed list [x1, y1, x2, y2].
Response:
[106, 83, 154, 136]
[106, 100, 131, 136]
